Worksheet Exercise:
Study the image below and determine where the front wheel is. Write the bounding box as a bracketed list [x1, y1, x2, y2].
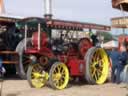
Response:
[85, 47, 109, 84]
[27, 63, 49, 88]
[49, 62, 69, 90]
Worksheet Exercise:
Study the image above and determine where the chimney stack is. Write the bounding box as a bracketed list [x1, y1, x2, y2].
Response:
[44, 0, 52, 19]
[0, 0, 5, 15]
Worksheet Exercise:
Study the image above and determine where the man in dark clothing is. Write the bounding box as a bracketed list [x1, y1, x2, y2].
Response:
[107, 48, 120, 83]
[116, 49, 128, 84]
[90, 32, 99, 46]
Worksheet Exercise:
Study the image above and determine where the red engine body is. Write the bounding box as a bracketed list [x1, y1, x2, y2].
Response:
[67, 58, 85, 76]
[25, 31, 92, 76]
[32, 32, 48, 48]
[25, 32, 54, 58]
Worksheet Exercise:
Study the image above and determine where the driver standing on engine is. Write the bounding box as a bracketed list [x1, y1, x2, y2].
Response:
[90, 32, 99, 46]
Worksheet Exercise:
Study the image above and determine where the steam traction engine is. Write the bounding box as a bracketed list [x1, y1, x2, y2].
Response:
[0, 0, 110, 87]
[14, 17, 111, 89]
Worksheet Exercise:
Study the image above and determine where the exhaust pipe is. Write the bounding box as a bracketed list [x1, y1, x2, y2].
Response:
[44, 0, 52, 19]
[0, 0, 5, 15]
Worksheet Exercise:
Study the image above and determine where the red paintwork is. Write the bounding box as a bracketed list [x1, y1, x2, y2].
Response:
[25, 47, 54, 58]
[79, 38, 92, 57]
[25, 48, 38, 54]
[32, 32, 48, 48]
[46, 19, 111, 31]
[58, 53, 85, 76]
[39, 47, 55, 58]
[25, 31, 93, 77]
[26, 31, 54, 58]
[67, 57, 85, 76]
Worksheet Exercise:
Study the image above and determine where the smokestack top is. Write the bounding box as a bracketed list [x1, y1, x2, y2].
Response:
[0, 0, 5, 15]
[44, 0, 52, 19]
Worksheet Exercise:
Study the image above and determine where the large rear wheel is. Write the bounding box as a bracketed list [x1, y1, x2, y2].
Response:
[49, 62, 69, 89]
[16, 38, 32, 79]
[85, 47, 109, 84]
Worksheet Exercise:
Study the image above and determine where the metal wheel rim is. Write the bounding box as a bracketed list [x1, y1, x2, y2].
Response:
[31, 64, 48, 88]
[90, 48, 109, 84]
[51, 63, 69, 89]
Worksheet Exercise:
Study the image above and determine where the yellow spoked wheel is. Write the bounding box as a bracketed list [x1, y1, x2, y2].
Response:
[49, 62, 69, 90]
[27, 64, 49, 88]
[85, 47, 109, 84]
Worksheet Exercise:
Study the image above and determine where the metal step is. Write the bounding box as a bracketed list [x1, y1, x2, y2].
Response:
[2, 61, 18, 64]
[0, 51, 18, 54]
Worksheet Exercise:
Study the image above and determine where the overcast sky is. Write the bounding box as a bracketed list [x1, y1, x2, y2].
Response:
[3, 0, 127, 26]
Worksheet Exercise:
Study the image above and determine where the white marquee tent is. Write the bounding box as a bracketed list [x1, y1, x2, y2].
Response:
[102, 40, 118, 49]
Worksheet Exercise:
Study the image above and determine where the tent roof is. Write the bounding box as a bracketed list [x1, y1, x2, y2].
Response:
[103, 40, 118, 49]
[112, 0, 128, 11]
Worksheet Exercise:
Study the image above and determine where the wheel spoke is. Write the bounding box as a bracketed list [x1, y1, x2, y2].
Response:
[53, 69, 57, 74]
[91, 68, 96, 77]
[91, 62, 96, 67]
[95, 70, 100, 79]
[96, 71, 99, 80]
[52, 74, 57, 80]
[61, 69, 65, 74]
[97, 69, 102, 75]
[94, 50, 99, 59]
[32, 66, 42, 73]
[53, 79, 58, 84]
[59, 79, 63, 86]
[61, 75, 66, 79]
[54, 80, 59, 86]
[57, 66, 62, 72]
[32, 68, 38, 72]
[95, 70, 100, 81]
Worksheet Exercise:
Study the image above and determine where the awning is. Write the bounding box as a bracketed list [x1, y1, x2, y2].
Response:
[112, 0, 128, 11]
[103, 40, 118, 49]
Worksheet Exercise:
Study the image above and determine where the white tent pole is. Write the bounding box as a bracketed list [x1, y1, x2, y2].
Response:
[24, 24, 27, 50]
[120, 4, 126, 36]
[0, 0, 5, 15]
[38, 23, 41, 50]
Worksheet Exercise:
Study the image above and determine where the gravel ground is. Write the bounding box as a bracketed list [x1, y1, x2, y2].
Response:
[0, 78, 128, 96]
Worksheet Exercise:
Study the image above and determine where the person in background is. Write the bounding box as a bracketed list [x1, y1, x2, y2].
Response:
[107, 47, 120, 83]
[116, 44, 128, 84]
[90, 32, 99, 46]
[0, 57, 6, 77]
